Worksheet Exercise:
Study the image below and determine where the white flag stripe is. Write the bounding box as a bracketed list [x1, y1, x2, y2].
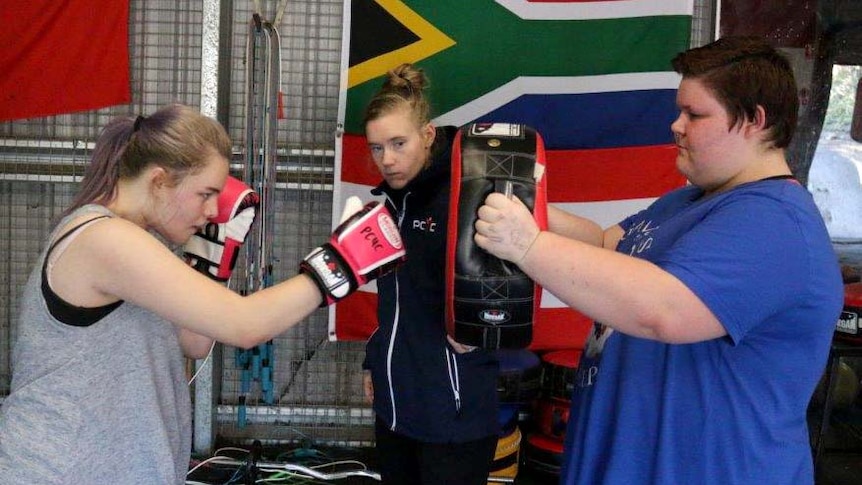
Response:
[349, 285, 562, 308]
[552, 197, 656, 230]
[495, 0, 694, 20]
[342, 181, 653, 230]
[340, 181, 385, 208]
[432, 72, 681, 127]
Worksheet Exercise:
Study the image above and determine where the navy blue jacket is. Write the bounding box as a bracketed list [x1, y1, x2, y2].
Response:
[363, 126, 500, 442]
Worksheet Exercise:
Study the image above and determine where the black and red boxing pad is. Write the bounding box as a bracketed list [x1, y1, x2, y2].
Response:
[446, 122, 548, 349]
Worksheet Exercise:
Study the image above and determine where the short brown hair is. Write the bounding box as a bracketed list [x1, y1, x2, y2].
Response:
[671, 36, 798, 149]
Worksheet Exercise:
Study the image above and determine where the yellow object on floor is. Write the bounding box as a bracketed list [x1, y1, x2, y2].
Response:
[488, 426, 522, 484]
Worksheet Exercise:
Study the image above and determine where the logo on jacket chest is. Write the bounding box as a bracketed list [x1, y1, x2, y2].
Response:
[411, 216, 437, 233]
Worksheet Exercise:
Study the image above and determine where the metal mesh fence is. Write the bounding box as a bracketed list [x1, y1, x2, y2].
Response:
[0, 0, 714, 449]
[0, 0, 369, 447]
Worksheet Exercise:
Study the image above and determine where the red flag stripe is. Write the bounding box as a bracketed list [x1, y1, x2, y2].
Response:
[546, 144, 686, 202]
[340, 134, 380, 186]
[330, 291, 382, 341]
[342, 134, 685, 203]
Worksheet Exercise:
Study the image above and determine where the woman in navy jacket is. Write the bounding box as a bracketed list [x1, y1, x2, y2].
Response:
[361, 63, 499, 484]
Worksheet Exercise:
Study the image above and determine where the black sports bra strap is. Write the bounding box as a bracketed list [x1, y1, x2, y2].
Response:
[41, 215, 122, 327]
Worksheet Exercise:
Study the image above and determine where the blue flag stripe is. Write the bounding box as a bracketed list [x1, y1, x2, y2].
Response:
[471, 89, 679, 150]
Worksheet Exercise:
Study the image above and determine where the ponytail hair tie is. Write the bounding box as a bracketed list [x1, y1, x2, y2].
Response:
[133, 115, 146, 132]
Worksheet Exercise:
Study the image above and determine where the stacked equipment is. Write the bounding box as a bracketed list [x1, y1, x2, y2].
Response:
[522, 349, 582, 478]
[837, 282, 862, 344]
[488, 348, 542, 483]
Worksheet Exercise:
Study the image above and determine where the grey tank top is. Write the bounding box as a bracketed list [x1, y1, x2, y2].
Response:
[0, 205, 191, 484]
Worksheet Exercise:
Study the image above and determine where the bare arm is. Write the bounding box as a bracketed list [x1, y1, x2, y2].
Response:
[476, 194, 725, 344]
[362, 370, 373, 404]
[547, 205, 604, 246]
[517, 231, 724, 343]
[54, 218, 323, 350]
[547, 204, 624, 250]
[602, 224, 625, 251]
[178, 329, 215, 359]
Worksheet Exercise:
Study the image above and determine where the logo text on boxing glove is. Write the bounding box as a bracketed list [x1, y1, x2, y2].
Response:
[360, 226, 384, 251]
[307, 249, 350, 297]
[377, 213, 403, 249]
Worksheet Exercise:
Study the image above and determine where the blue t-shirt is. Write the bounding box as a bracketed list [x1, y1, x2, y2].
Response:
[560, 178, 843, 485]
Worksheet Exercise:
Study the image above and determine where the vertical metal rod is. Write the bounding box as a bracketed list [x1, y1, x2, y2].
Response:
[193, 0, 222, 455]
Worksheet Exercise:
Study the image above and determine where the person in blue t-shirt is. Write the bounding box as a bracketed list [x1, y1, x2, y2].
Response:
[473, 36, 844, 485]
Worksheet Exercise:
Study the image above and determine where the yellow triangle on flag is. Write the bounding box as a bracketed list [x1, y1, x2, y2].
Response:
[347, 0, 455, 88]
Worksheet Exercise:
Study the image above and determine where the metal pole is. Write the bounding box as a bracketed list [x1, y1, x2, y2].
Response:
[193, 0, 223, 456]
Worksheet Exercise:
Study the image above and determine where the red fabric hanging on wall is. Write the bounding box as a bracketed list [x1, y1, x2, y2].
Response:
[0, 0, 131, 121]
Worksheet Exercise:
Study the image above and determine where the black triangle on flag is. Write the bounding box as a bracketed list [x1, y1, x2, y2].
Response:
[349, 0, 420, 67]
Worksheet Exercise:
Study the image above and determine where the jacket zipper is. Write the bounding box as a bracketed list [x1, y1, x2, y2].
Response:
[385, 192, 410, 431]
[445, 348, 463, 414]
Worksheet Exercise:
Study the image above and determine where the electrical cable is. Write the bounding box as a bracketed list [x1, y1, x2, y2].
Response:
[189, 267, 245, 386]
[247, 440, 263, 484]
[188, 340, 217, 385]
[186, 446, 381, 484]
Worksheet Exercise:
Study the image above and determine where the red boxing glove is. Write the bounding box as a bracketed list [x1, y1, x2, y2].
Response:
[301, 197, 406, 305]
[184, 176, 260, 282]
